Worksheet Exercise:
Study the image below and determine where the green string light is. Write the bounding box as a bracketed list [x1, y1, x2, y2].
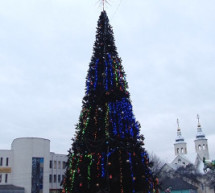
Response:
[86, 154, 93, 183]
[81, 107, 91, 136]
[105, 103, 110, 138]
[71, 157, 80, 191]
[114, 61, 118, 86]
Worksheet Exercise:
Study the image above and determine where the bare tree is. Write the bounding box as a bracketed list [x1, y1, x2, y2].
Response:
[149, 152, 164, 177]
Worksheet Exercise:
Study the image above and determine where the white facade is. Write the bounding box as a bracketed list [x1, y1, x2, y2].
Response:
[171, 155, 191, 167]
[194, 123, 209, 161]
[169, 117, 211, 173]
[49, 153, 67, 192]
[0, 150, 12, 185]
[0, 137, 67, 193]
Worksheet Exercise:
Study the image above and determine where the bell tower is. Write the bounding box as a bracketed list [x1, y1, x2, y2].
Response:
[174, 119, 187, 156]
[194, 115, 209, 160]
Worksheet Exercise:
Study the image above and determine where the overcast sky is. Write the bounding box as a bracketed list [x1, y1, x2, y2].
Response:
[0, 0, 215, 163]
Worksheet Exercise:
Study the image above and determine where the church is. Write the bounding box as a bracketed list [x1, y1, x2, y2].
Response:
[170, 115, 209, 171]
[159, 115, 213, 193]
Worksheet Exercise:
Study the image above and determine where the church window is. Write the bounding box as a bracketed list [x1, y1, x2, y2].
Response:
[177, 148, 180, 154]
[203, 144, 206, 150]
[198, 145, 201, 150]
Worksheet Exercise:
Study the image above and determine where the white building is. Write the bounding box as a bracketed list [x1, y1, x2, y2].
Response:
[170, 116, 209, 170]
[160, 116, 212, 193]
[0, 137, 67, 193]
[171, 119, 190, 168]
[194, 115, 209, 167]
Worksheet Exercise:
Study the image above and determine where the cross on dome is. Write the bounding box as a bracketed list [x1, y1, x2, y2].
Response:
[177, 118, 180, 131]
[197, 114, 201, 127]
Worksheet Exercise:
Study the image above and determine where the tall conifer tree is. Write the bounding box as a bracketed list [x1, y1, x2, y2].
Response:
[63, 11, 157, 193]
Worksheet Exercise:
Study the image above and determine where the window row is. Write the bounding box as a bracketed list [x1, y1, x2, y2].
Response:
[198, 144, 207, 150]
[0, 157, 9, 167]
[50, 160, 66, 169]
[49, 174, 64, 184]
[176, 147, 187, 154]
[0, 174, 8, 183]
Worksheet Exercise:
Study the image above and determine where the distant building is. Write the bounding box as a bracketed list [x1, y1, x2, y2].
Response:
[0, 137, 67, 193]
[194, 115, 209, 167]
[160, 115, 212, 193]
[160, 177, 198, 193]
[171, 119, 190, 168]
[170, 116, 209, 170]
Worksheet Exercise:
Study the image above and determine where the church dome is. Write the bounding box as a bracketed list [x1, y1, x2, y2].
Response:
[196, 115, 206, 139]
[175, 135, 185, 143]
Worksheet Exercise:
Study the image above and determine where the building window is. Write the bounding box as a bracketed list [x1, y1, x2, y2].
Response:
[58, 175, 61, 183]
[198, 145, 202, 150]
[62, 175, 64, 182]
[6, 158, 9, 166]
[50, 161, 53, 168]
[5, 174, 8, 183]
[54, 161, 57, 169]
[181, 148, 184, 153]
[32, 158, 44, 193]
[49, 175, 52, 183]
[63, 161, 66, 169]
[0, 157, 3, 166]
[177, 148, 179, 154]
[58, 161, 61, 169]
[0, 174, 2, 183]
[54, 175, 56, 183]
[203, 144, 206, 150]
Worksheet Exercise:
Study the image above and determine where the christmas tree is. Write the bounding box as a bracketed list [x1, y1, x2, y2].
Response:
[63, 11, 157, 193]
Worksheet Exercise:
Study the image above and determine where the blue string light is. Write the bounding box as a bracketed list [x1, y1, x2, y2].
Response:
[94, 59, 99, 89]
[101, 153, 105, 178]
[141, 152, 146, 165]
[105, 59, 108, 91]
[116, 102, 124, 138]
[108, 98, 141, 138]
[107, 148, 117, 157]
[86, 74, 91, 94]
[128, 153, 135, 193]
[108, 103, 118, 136]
